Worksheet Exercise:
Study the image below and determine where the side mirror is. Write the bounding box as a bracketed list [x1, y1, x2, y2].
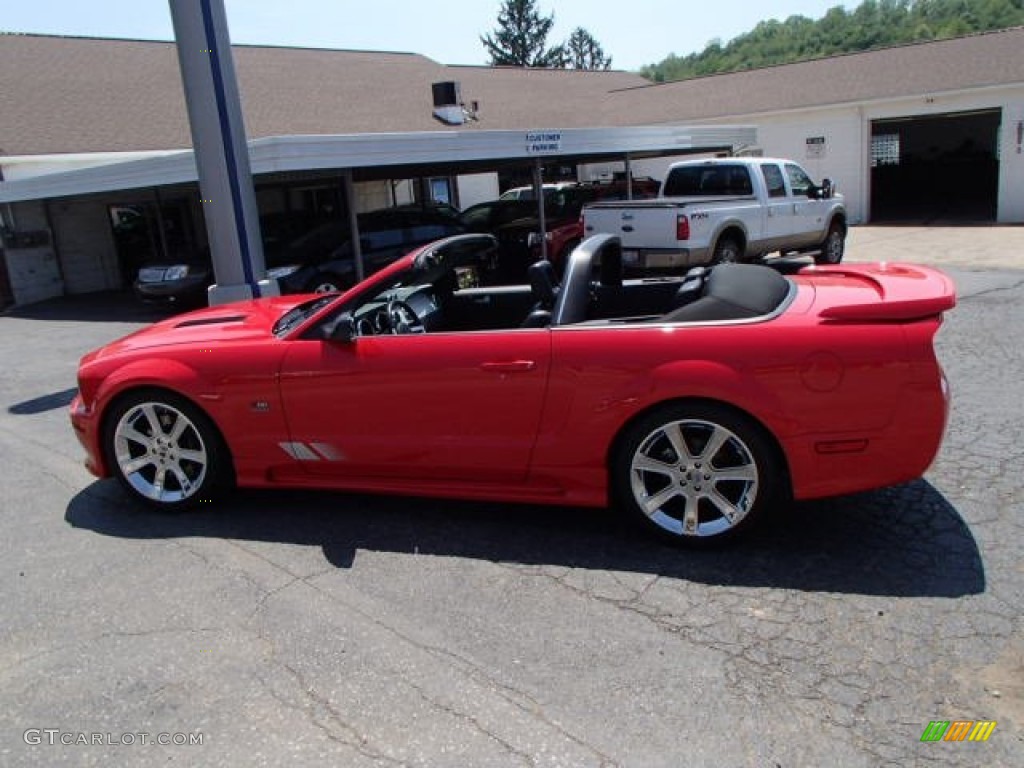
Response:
[820, 178, 833, 199]
[325, 312, 356, 343]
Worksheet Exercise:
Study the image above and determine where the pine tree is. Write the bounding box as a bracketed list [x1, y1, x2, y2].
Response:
[564, 27, 613, 70]
[480, 0, 565, 67]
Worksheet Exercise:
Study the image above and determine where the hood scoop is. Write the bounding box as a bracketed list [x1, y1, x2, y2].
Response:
[175, 314, 247, 328]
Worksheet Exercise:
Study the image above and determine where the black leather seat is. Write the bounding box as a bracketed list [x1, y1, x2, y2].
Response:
[663, 263, 790, 322]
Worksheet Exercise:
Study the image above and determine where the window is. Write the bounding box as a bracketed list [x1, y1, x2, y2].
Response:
[663, 164, 752, 196]
[760, 164, 787, 198]
[784, 164, 813, 196]
[871, 133, 901, 167]
[428, 177, 452, 205]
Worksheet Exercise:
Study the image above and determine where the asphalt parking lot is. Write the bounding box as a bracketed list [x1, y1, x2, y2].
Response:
[1, 225, 1022, 766]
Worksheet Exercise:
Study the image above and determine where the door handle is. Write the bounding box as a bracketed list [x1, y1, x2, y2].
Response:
[480, 360, 536, 373]
[621, 225, 634, 232]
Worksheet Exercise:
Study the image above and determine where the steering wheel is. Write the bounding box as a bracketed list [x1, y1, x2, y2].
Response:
[386, 299, 425, 334]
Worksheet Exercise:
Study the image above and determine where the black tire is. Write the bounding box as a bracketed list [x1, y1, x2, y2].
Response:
[306, 272, 347, 293]
[815, 221, 845, 265]
[711, 236, 742, 265]
[611, 402, 781, 545]
[102, 389, 232, 512]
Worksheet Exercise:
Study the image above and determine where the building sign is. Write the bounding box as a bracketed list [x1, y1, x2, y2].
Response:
[526, 131, 562, 154]
[806, 136, 826, 159]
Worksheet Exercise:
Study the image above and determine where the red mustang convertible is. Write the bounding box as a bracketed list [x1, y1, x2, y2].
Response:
[70, 234, 955, 543]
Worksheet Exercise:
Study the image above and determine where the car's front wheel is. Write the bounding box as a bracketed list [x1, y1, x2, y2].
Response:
[103, 390, 231, 511]
[612, 402, 780, 544]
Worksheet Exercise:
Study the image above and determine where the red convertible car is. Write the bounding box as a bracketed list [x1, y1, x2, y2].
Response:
[70, 234, 955, 543]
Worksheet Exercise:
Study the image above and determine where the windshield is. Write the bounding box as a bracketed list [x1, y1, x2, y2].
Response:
[272, 294, 339, 337]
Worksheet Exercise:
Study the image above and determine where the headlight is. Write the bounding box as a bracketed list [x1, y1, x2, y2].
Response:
[527, 232, 542, 248]
[267, 264, 301, 279]
[164, 265, 190, 280]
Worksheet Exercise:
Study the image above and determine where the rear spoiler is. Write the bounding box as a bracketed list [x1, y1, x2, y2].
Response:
[803, 263, 956, 322]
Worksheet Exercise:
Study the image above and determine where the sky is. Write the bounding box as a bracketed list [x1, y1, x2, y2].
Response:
[2, 0, 857, 71]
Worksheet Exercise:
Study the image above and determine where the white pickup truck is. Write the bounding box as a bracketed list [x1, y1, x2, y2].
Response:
[582, 157, 847, 269]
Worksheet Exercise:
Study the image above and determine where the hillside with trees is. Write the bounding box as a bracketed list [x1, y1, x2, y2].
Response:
[640, 0, 1024, 82]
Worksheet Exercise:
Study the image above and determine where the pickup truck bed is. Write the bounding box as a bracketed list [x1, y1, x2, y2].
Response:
[583, 157, 847, 270]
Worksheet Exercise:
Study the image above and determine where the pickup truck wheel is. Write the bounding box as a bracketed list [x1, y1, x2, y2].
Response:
[711, 237, 741, 265]
[611, 402, 780, 545]
[815, 223, 845, 265]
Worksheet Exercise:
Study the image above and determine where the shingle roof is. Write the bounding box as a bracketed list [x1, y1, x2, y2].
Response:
[2, 28, 1022, 158]
[0, 33, 647, 156]
[601, 26, 1024, 123]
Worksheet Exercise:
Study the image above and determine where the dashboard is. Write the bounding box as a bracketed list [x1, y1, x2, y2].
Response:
[352, 285, 442, 336]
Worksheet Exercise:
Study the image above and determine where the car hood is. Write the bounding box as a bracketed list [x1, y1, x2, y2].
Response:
[85, 296, 310, 360]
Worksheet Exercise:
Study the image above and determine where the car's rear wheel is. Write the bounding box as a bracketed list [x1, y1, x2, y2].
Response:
[306, 272, 346, 293]
[815, 221, 845, 265]
[103, 390, 230, 511]
[711, 237, 742, 265]
[612, 402, 780, 544]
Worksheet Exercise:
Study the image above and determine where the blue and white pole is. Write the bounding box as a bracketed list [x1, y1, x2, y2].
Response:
[169, 0, 278, 304]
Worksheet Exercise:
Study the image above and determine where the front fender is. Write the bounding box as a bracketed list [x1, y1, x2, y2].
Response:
[93, 357, 209, 411]
[72, 357, 216, 480]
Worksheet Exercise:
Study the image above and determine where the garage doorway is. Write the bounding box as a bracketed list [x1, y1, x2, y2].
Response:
[108, 200, 196, 287]
[870, 108, 1001, 222]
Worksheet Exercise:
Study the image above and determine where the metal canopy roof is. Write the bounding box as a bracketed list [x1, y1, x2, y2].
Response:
[0, 124, 757, 203]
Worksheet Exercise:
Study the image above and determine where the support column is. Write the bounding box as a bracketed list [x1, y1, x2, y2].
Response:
[342, 171, 364, 282]
[533, 159, 547, 261]
[169, 0, 277, 305]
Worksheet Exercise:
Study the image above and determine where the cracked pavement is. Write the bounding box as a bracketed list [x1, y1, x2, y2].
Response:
[0, 226, 1021, 766]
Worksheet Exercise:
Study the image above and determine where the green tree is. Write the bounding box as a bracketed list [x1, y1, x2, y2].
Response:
[481, 0, 565, 67]
[563, 27, 613, 70]
[639, 0, 1024, 82]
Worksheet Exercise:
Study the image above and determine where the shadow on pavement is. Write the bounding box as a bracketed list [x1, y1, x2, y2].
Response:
[65, 478, 983, 598]
[8, 387, 79, 415]
[2, 291, 177, 323]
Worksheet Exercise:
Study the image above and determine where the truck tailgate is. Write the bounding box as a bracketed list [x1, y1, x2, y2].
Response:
[583, 197, 753, 252]
[583, 200, 690, 251]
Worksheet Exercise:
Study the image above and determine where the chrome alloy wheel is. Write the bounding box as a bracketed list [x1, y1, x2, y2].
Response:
[629, 419, 759, 538]
[113, 401, 209, 503]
